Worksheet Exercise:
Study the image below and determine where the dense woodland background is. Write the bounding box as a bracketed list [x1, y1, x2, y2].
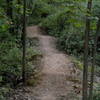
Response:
[0, 0, 100, 100]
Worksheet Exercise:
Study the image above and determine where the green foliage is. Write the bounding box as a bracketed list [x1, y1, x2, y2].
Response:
[93, 84, 100, 100]
[0, 8, 10, 39]
[58, 32, 84, 55]
[0, 45, 22, 76]
[0, 0, 39, 98]
[30, 0, 100, 60]
[0, 5, 22, 87]
[30, 0, 85, 55]
[0, 87, 10, 100]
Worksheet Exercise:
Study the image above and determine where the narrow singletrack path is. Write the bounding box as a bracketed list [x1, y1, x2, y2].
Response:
[26, 26, 79, 100]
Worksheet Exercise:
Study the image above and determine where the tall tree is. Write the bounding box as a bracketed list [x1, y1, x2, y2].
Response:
[82, 0, 92, 100]
[89, 17, 100, 100]
[22, 0, 26, 84]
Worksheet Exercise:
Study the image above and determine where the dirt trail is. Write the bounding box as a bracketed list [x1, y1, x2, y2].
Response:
[26, 26, 80, 100]
[9, 26, 81, 100]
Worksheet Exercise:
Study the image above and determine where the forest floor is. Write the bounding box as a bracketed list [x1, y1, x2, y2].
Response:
[9, 26, 82, 100]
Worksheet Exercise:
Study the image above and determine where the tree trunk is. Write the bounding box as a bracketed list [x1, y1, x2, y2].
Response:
[89, 17, 100, 100]
[22, 0, 26, 84]
[82, 0, 92, 100]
